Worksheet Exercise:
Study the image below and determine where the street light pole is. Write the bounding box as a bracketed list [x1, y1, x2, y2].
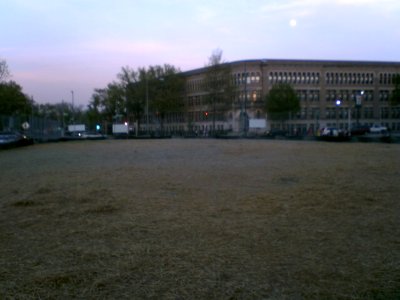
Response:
[336, 99, 342, 129]
[146, 75, 149, 135]
[71, 90, 75, 126]
[355, 90, 364, 126]
[242, 63, 248, 135]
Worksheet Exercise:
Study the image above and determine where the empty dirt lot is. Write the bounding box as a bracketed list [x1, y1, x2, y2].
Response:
[0, 139, 399, 299]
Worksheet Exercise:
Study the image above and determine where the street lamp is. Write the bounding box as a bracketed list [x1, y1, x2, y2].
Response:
[355, 90, 364, 126]
[335, 99, 342, 128]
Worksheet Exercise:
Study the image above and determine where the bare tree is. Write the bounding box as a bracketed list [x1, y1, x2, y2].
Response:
[0, 58, 11, 82]
[203, 49, 235, 135]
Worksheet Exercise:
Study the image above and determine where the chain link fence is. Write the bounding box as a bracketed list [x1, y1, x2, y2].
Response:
[0, 114, 63, 142]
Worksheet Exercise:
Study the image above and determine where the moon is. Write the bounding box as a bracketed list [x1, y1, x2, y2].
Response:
[289, 19, 297, 27]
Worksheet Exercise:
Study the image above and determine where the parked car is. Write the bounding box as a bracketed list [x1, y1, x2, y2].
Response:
[350, 125, 370, 136]
[81, 132, 106, 140]
[0, 132, 34, 149]
[321, 127, 340, 137]
[318, 127, 351, 141]
[265, 129, 288, 137]
[369, 124, 388, 134]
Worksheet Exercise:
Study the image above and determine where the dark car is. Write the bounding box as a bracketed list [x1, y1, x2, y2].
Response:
[0, 132, 34, 149]
[265, 129, 288, 137]
[350, 125, 370, 136]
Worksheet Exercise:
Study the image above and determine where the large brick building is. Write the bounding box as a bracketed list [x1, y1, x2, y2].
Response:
[159, 59, 400, 135]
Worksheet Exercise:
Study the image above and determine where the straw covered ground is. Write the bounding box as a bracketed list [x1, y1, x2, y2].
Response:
[0, 139, 399, 299]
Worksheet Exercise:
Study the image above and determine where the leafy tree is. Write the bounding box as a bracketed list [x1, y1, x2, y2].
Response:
[93, 83, 125, 117]
[147, 64, 185, 131]
[264, 83, 300, 128]
[86, 89, 106, 129]
[91, 64, 184, 134]
[203, 49, 235, 134]
[118, 66, 146, 128]
[32, 101, 84, 123]
[0, 60, 32, 117]
[390, 74, 400, 106]
[0, 81, 32, 116]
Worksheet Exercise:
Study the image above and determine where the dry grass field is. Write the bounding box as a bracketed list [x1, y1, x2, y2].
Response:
[0, 139, 399, 299]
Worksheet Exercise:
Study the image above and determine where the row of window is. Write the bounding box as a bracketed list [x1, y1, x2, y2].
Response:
[325, 72, 374, 85]
[268, 72, 320, 85]
[325, 90, 373, 102]
[232, 72, 261, 85]
[317, 89, 394, 102]
[379, 73, 399, 85]
[379, 90, 391, 101]
[187, 74, 398, 94]
[188, 89, 394, 106]
[152, 106, 400, 125]
[186, 72, 262, 93]
[311, 107, 400, 120]
[236, 90, 262, 102]
[323, 107, 374, 119]
[381, 107, 400, 118]
[297, 90, 320, 102]
[187, 90, 263, 107]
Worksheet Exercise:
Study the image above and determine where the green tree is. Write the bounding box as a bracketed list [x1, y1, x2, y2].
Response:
[264, 83, 300, 128]
[0, 59, 32, 117]
[90, 64, 184, 134]
[147, 64, 185, 132]
[118, 66, 146, 129]
[0, 81, 32, 116]
[203, 49, 235, 134]
[390, 74, 400, 106]
[86, 89, 106, 130]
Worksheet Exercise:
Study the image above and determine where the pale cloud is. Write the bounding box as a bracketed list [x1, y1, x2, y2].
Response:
[83, 39, 175, 55]
[259, 0, 318, 20]
[336, 0, 383, 5]
[195, 6, 218, 23]
[217, 26, 233, 35]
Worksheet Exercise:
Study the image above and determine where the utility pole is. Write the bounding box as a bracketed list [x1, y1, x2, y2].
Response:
[242, 62, 248, 135]
[71, 90, 75, 126]
[146, 75, 149, 135]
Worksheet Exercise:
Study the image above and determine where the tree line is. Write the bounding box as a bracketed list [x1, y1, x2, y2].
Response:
[2, 54, 400, 133]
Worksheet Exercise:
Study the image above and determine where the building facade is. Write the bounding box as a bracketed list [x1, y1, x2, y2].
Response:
[159, 59, 400, 135]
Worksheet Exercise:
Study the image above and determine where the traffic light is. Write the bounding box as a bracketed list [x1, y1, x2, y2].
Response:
[204, 111, 208, 118]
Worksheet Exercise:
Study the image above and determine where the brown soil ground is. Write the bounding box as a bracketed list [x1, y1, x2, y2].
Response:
[0, 139, 399, 299]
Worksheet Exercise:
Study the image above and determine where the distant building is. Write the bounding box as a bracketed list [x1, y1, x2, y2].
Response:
[148, 59, 400, 135]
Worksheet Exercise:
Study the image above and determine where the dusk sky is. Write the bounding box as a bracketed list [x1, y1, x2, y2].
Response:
[1, 0, 400, 106]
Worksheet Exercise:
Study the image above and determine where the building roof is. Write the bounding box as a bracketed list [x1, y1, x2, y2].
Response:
[182, 58, 400, 76]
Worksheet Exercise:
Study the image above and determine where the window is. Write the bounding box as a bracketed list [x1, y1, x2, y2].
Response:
[301, 108, 307, 119]
[381, 107, 389, 119]
[311, 108, 320, 119]
[363, 107, 374, 119]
